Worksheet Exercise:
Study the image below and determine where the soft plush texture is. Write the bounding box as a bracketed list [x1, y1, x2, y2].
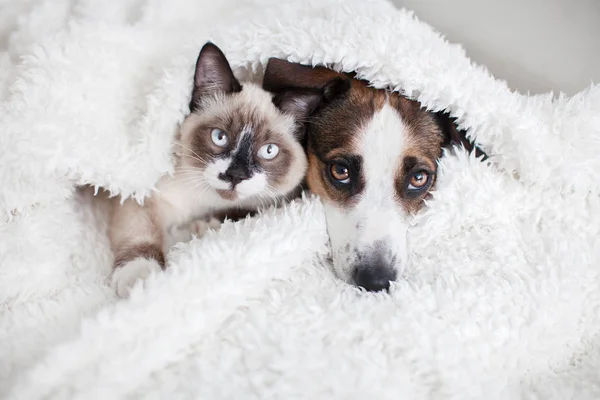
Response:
[1, 0, 600, 398]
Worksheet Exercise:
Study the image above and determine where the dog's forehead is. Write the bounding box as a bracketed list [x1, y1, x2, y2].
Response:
[309, 80, 375, 155]
[358, 102, 407, 179]
[309, 79, 442, 158]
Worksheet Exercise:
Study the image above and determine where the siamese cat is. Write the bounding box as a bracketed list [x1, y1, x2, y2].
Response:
[108, 42, 317, 297]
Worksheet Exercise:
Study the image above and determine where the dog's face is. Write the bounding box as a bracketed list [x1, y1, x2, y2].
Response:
[264, 59, 475, 292]
[305, 82, 446, 291]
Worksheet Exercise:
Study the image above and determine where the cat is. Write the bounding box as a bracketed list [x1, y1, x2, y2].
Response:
[108, 42, 318, 298]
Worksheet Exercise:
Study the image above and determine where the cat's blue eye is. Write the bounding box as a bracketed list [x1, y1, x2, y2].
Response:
[210, 128, 228, 147]
[258, 144, 279, 160]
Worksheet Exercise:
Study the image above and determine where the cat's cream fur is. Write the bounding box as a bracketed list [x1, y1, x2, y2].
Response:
[108, 43, 309, 298]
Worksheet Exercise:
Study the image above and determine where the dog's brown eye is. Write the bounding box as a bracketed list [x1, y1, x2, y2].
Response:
[408, 170, 429, 190]
[330, 164, 350, 183]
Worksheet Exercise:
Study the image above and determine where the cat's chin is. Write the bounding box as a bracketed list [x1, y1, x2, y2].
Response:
[215, 189, 239, 201]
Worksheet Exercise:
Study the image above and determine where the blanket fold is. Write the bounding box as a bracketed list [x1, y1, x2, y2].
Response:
[1, 0, 600, 398]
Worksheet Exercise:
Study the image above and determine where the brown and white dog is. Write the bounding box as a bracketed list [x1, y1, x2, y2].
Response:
[263, 59, 482, 292]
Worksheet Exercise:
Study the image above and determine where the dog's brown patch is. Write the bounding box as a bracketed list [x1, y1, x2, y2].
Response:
[308, 80, 380, 158]
[389, 95, 445, 162]
[389, 95, 446, 214]
[306, 152, 347, 204]
[114, 243, 166, 270]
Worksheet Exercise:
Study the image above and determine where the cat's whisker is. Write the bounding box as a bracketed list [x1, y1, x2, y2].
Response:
[166, 177, 211, 196]
[181, 181, 213, 196]
[263, 187, 283, 208]
[174, 141, 209, 164]
[176, 165, 205, 171]
[173, 178, 203, 188]
[168, 173, 203, 184]
[191, 183, 209, 197]
[256, 193, 267, 211]
[279, 190, 292, 204]
[173, 176, 202, 183]
[265, 187, 291, 207]
[173, 170, 205, 181]
[175, 170, 204, 179]
[178, 153, 209, 165]
[175, 171, 208, 182]
[255, 190, 271, 210]
[264, 186, 277, 200]
[262, 189, 275, 207]
[174, 149, 208, 166]
[180, 180, 212, 201]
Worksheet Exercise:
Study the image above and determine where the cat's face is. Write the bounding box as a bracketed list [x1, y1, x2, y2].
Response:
[179, 83, 306, 201]
[177, 43, 316, 202]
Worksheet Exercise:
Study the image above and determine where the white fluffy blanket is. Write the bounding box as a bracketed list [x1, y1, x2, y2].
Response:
[2, 0, 600, 398]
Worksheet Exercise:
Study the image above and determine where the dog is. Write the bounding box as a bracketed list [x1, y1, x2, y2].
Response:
[263, 58, 483, 292]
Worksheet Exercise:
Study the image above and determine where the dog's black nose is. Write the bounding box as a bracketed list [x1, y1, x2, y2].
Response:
[353, 266, 397, 292]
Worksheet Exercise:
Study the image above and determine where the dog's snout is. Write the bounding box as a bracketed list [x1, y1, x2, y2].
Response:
[353, 265, 397, 292]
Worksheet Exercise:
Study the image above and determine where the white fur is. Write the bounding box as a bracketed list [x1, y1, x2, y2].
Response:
[327, 104, 410, 282]
[111, 257, 163, 298]
[2, 0, 600, 399]
[201, 134, 269, 199]
[202, 158, 231, 191]
[202, 159, 269, 198]
[236, 172, 267, 197]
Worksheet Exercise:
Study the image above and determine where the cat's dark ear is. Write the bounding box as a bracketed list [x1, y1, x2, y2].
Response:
[190, 42, 241, 112]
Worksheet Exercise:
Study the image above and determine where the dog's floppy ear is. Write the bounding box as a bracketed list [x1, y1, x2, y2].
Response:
[263, 58, 348, 92]
[263, 58, 351, 106]
[270, 83, 346, 142]
[436, 111, 487, 159]
[272, 88, 322, 123]
[189, 42, 241, 112]
[264, 58, 351, 140]
[271, 77, 350, 120]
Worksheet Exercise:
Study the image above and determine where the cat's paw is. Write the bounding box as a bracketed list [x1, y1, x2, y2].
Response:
[168, 217, 222, 247]
[189, 216, 222, 237]
[111, 257, 163, 298]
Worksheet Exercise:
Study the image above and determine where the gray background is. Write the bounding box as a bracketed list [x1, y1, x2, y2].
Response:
[390, 0, 600, 96]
